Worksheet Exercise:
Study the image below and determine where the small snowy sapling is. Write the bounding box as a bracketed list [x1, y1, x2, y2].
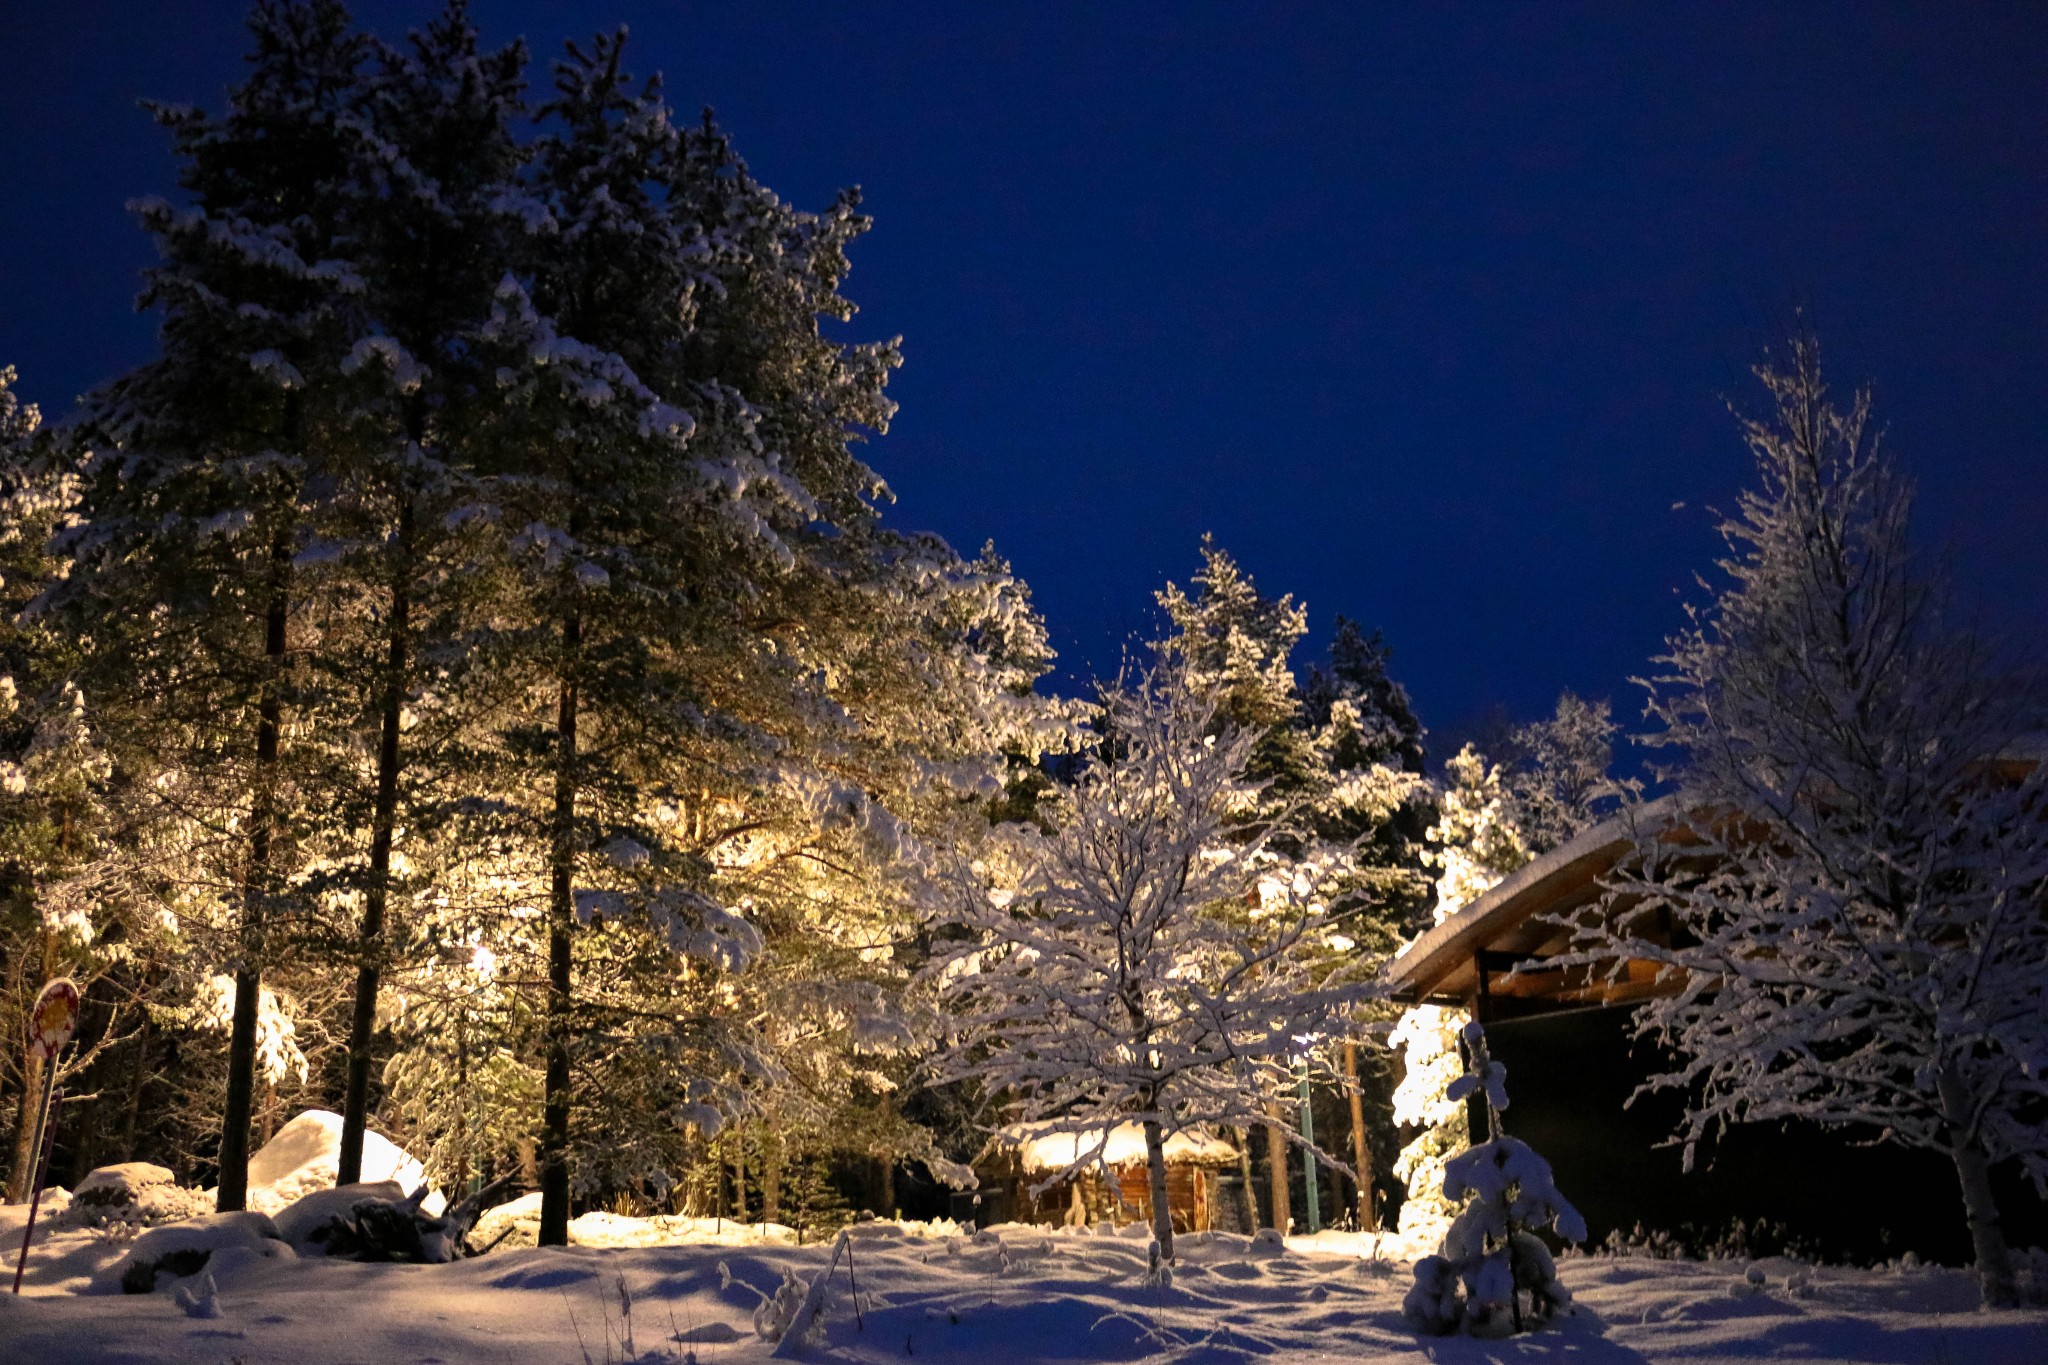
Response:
[1403, 1022, 1585, 1338]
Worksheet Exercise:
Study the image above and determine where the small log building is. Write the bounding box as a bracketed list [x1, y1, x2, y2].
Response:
[976, 1123, 1239, 1233]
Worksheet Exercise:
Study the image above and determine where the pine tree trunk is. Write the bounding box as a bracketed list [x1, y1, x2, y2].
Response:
[1143, 1117, 1174, 1262]
[1937, 1070, 2017, 1307]
[219, 534, 290, 1212]
[1264, 1103, 1291, 1234]
[538, 611, 581, 1247]
[339, 503, 412, 1186]
[119, 1021, 150, 1163]
[1232, 1125, 1258, 1233]
[6, 1047, 44, 1202]
[1343, 1040, 1376, 1230]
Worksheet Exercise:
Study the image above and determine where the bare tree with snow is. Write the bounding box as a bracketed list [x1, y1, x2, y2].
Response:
[924, 665, 1371, 1261]
[1573, 338, 2048, 1307]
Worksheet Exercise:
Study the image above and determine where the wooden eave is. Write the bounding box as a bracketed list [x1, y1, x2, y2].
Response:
[1382, 736, 2047, 1010]
[1381, 795, 1688, 1006]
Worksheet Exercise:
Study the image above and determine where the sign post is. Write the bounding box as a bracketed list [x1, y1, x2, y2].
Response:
[11, 977, 80, 1295]
[1296, 1062, 1321, 1234]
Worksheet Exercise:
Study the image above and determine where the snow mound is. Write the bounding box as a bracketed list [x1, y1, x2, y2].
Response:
[65, 1161, 212, 1228]
[73, 1161, 176, 1202]
[470, 1194, 803, 1251]
[247, 1109, 444, 1217]
[94, 1210, 292, 1294]
[0, 1188, 71, 1254]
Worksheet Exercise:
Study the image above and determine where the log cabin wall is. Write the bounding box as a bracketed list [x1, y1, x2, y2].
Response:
[997, 1161, 1225, 1232]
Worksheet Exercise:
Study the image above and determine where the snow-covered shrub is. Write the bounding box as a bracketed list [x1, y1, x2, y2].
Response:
[2015, 1247, 2048, 1307]
[61, 1163, 213, 1232]
[754, 1266, 809, 1342]
[1593, 1216, 1822, 1265]
[96, 1211, 293, 1294]
[1403, 1022, 1585, 1338]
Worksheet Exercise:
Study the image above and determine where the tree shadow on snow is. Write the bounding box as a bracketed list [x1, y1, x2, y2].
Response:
[1411, 1311, 1656, 1365]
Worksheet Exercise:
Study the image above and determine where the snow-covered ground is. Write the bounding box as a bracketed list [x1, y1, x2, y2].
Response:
[4, 1212, 2045, 1364]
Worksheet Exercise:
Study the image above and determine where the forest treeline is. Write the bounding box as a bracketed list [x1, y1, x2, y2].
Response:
[0, 0, 1624, 1245]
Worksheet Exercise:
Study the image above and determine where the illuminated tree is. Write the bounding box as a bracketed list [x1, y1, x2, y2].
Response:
[1574, 340, 2048, 1308]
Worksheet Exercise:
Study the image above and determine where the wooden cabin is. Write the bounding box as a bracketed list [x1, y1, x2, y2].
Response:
[976, 1122, 1240, 1232]
[1381, 787, 2048, 1262]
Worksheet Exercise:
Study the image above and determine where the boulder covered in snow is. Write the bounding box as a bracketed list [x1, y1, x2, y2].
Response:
[471, 1191, 543, 1250]
[67, 1162, 212, 1228]
[96, 1210, 293, 1294]
[247, 1110, 443, 1217]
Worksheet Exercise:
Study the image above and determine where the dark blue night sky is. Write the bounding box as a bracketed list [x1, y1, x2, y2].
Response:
[3, 2, 2042, 755]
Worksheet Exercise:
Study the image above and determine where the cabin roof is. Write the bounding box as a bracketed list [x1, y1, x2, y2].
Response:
[1383, 738, 2048, 1009]
[987, 1122, 1239, 1173]
[1381, 795, 1684, 1006]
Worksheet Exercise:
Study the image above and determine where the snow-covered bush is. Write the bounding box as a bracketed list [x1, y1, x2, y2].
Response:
[1593, 1216, 1822, 1265]
[2014, 1247, 2048, 1307]
[95, 1211, 293, 1295]
[1403, 1022, 1584, 1338]
[60, 1162, 213, 1232]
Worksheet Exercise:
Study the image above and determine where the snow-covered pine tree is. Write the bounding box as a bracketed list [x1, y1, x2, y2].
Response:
[710, 537, 1082, 1208]
[1154, 544, 1432, 1231]
[0, 366, 117, 1196]
[1496, 691, 1624, 855]
[453, 25, 1000, 1240]
[321, 0, 531, 1189]
[52, 0, 381, 1208]
[457, 28, 735, 1244]
[1155, 536, 1317, 804]
[1569, 339, 2048, 1308]
[1425, 745, 1530, 912]
[1296, 616, 1433, 949]
[1390, 744, 1530, 1243]
[1302, 616, 1425, 777]
[924, 664, 1369, 1262]
[1404, 1020, 1584, 1337]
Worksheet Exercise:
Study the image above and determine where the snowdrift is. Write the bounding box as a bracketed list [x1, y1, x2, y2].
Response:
[246, 1110, 444, 1217]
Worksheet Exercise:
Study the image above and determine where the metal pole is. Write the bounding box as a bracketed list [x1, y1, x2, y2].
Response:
[11, 1058, 60, 1295]
[1296, 1066, 1320, 1234]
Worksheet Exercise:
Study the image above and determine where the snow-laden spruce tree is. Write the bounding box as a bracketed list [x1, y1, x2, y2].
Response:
[1571, 338, 2048, 1308]
[1498, 692, 1626, 856]
[51, 0, 385, 1208]
[1389, 745, 1529, 1243]
[1404, 1021, 1584, 1337]
[925, 663, 1370, 1261]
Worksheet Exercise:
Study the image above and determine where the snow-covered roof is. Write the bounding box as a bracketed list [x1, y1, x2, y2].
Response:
[1379, 795, 1683, 1006]
[991, 1121, 1239, 1173]
[1384, 738, 2048, 1008]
